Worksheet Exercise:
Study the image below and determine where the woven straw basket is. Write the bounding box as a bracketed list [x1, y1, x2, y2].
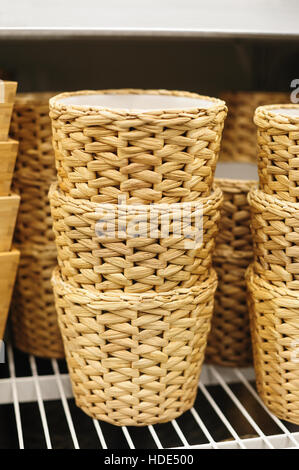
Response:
[11, 244, 64, 358]
[52, 266, 217, 426]
[0, 249, 20, 340]
[220, 91, 290, 163]
[10, 92, 57, 183]
[248, 188, 299, 290]
[246, 264, 299, 425]
[254, 104, 299, 203]
[0, 139, 18, 196]
[49, 183, 222, 293]
[206, 178, 256, 366]
[49, 89, 227, 204]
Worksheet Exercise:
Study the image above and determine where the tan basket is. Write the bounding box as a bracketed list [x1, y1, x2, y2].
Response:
[49, 183, 222, 293]
[52, 265, 217, 426]
[0, 193, 20, 252]
[254, 104, 299, 203]
[0, 81, 17, 104]
[220, 91, 290, 163]
[206, 178, 256, 366]
[11, 244, 64, 358]
[0, 139, 18, 196]
[49, 89, 227, 204]
[13, 180, 55, 245]
[246, 264, 299, 425]
[10, 92, 57, 183]
[0, 249, 20, 339]
[248, 188, 299, 289]
[0, 103, 14, 141]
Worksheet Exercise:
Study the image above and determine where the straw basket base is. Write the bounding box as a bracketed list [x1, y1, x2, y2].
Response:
[246, 264, 299, 425]
[52, 267, 217, 426]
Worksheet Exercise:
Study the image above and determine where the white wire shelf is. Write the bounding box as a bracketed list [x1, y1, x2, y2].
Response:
[0, 0, 299, 40]
[1, 343, 299, 449]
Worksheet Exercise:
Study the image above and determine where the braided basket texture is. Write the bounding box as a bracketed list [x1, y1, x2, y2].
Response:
[52, 266, 217, 426]
[220, 92, 290, 163]
[254, 104, 299, 203]
[10, 92, 57, 183]
[49, 184, 222, 293]
[49, 89, 227, 204]
[206, 178, 256, 366]
[248, 188, 299, 289]
[11, 244, 64, 359]
[246, 264, 299, 425]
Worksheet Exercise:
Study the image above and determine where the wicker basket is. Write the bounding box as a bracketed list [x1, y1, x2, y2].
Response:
[220, 91, 290, 163]
[10, 92, 57, 183]
[49, 89, 227, 204]
[248, 188, 299, 290]
[49, 183, 222, 293]
[246, 264, 299, 425]
[0, 139, 18, 196]
[0, 193, 20, 252]
[52, 265, 217, 426]
[254, 104, 299, 203]
[206, 178, 256, 366]
[0, 249, 20, 340]
[11, 244, 64, 358]
[13, 180, 55, 245]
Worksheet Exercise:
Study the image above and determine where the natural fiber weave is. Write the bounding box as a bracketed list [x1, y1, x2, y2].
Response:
[11, 244, 64, 359]
[246, 264, 299, 425]
[220, 92, 290, 163]
[52, 266, 217, 426]
[206, 178, 256, 366]
[13, 180, 55, 245]
[248, 188, 299, 289]
[254, 104, 299, 202]
[49, 183, 222, 293]
[49, 89, 227, 204]
[10, 92, 57, 183]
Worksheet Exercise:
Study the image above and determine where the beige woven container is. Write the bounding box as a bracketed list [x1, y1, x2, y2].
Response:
[52, 265, 217, 426]
[0, 249, 20, 340]
[0, 139, 18, 196]
[246, 264, 299, 425]
[49, 89, 227, 204]
[10, 92, 57, 183]
[11, 244, 64, 358]
[0, 193, 20, 252]
[206, 177, 256, 367]
[248, 188, 299, 290]
[49, 183, 222, 293]
[220, 91, 290, 163]
[254, 104, 299, 203]
[13, 180, 55, 245]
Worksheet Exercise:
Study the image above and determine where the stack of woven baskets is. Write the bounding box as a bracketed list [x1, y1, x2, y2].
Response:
[247, 104, 299, 425]
[48, 89, 227, 426]
[0, 81, 20, 340]
[206, 91, 289, 368]
[10, 92, 64, 358]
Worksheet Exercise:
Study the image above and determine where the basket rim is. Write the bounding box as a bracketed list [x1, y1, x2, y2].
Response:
[215, 177, 257, 192]
[254, 103, 299, 124]
[13, 91, 58, 106]
[246, 263, 299, 299]
[51, 265, 217, 301]
[248, 187, 299, 211]
[49, 89, 227, 115]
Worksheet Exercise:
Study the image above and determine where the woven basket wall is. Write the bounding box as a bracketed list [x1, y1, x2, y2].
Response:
[248, 188, 299, 290]
[205, 178, 256, 367]
[49, 183, 222, 293]
[220, 91, 290, 163]
[52, 265, 217, 426]
[254, 104, 299, 203]
[11, 245, 64, 358]
[10, 92, 63, 358]
[49, 89, 227, 204]
[246, 264, 299, 425]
